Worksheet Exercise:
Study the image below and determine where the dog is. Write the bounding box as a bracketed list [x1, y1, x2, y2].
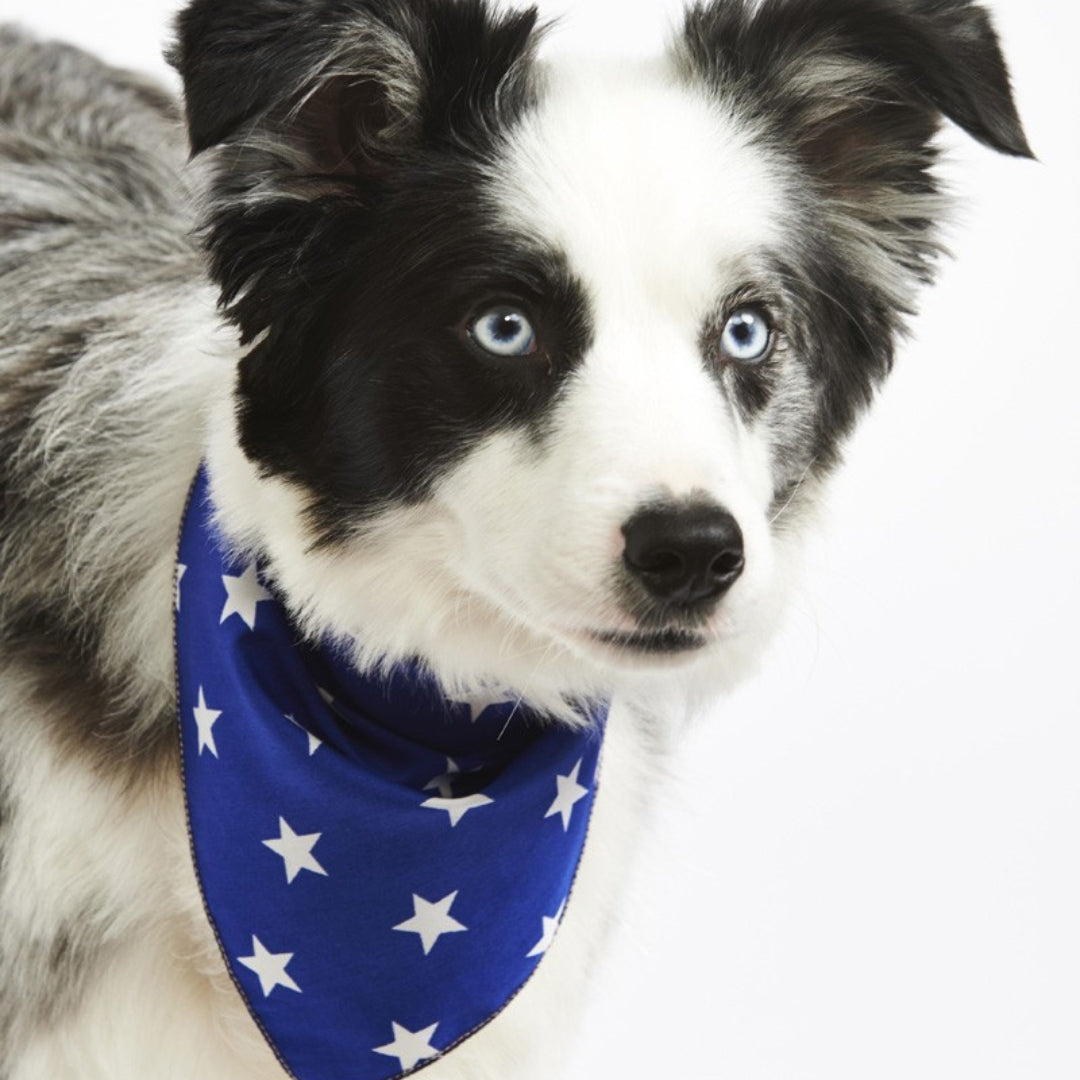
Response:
[0, 1, 1030, 1077]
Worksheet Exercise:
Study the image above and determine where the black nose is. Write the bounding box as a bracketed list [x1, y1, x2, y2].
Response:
[622, 503, 745, 606]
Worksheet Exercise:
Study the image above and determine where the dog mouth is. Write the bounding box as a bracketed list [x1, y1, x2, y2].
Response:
[589, 626, 710, 655]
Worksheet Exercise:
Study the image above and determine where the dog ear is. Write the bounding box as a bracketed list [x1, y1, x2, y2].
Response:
[169, 0, 541, 346]
[170, 1, 417, 169]
[678, 0, 1032, 190]
[170, 0, 541, 173]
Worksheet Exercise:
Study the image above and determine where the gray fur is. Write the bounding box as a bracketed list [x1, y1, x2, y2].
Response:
[2, 904, 110, 1066]
[0, 27, 201, 759]
[0, 29, 211, 1066]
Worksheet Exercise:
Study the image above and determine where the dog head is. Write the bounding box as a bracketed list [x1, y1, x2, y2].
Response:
[171, 0, 1029, 715]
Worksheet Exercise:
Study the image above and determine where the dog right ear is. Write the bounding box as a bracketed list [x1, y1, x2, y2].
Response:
[171, 0, 542, 347]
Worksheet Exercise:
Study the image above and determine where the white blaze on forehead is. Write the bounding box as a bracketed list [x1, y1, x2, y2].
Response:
[480, 56, 787, 518]
[488, 57, 785, 320]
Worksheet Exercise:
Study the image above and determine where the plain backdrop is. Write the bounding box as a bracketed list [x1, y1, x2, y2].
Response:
[1, 1, 1077, 1078]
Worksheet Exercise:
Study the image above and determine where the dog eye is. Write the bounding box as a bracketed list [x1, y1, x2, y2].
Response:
[720, 307, 773, 363]
[469, 307, 537, 357]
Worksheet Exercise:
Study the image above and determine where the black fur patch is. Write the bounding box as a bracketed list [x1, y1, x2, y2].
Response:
[0, 611, 176, 765]
[174, 0, 595, 536]
[238, 230, 593, 538]
[772, 243, 900, 471]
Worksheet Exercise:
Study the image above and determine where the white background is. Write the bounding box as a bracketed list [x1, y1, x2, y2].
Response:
[1, 1, 1077, 1077]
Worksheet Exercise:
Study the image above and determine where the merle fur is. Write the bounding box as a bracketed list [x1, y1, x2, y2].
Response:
[0, 29, 195, 763]
[681, 0, 1031, 492]
[0, 33, 195, 1062]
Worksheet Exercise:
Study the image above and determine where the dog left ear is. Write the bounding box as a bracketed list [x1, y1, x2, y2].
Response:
[678, 0, 1033, 184]
[677, 0, 1032, 455]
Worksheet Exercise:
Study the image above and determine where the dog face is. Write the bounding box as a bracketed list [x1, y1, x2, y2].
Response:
[173, 0, 1029, 709]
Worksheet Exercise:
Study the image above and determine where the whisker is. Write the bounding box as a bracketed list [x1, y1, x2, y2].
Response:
[770, 456, 819, 526]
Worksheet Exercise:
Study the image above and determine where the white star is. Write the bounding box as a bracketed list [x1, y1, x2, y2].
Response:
[452, 687, 513, 723]
[220, 562, 272, 630]
[424, 758, 485, 798]
[175, 563, 187, 613]
[285, 713, 322, 756]
[237, 936, 301, 997]
[423, 757, 462, 798]
[262, 817, 328, 884]
[544, 759, 589, 832]
[394, 891, 468, 955]
[193, 686, 222, 758]
[373, 1021, 440, 1071]
[420, 793, 493, 827]
[526, 898, 567, 958]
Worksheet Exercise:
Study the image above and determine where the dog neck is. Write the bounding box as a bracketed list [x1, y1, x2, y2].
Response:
[174, 467, 607, 1079]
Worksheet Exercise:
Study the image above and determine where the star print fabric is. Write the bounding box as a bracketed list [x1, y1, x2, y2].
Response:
[175, 470, 605, 1080]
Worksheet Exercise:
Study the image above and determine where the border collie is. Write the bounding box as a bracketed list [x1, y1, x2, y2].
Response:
[0, 1, 1029, 1077]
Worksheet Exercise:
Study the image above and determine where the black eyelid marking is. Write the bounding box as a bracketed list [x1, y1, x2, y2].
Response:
[461, 292, 540, 324]
[721, 286, 785, 336]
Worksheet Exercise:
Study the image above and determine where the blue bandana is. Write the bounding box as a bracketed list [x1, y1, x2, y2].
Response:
[175, 469, 606, 1079]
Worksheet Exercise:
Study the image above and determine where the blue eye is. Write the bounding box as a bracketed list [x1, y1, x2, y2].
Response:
[720, 307, 773, 363]
[469, 307, 537, 357]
